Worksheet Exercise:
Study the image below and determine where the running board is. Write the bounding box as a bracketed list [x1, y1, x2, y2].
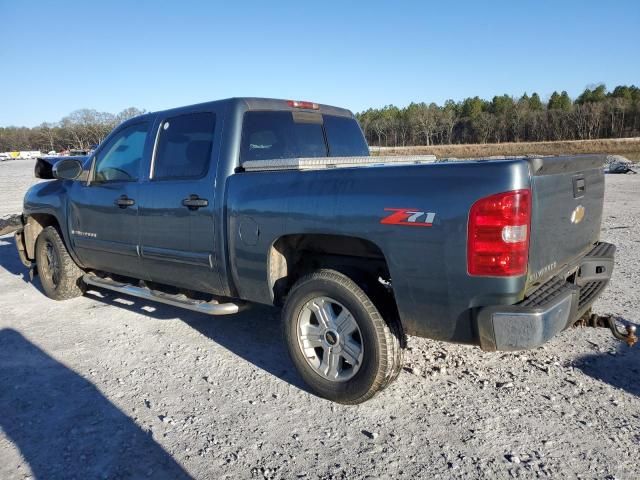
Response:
[82, 274, 241, 315]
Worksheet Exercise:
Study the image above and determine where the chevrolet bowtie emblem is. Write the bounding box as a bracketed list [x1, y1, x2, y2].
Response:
[571, 205, 585, 224]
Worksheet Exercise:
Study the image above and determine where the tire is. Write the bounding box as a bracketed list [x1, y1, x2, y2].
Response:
[282, 269, 404, 404]
[35, 226, 85, 300]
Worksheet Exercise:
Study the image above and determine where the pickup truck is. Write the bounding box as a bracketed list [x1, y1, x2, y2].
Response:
[13, 97, 626, 403]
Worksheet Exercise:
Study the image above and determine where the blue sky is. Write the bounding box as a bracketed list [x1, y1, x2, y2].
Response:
[1, 0, 638, 127]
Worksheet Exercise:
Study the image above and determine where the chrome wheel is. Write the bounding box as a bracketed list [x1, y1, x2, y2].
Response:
[296, 296, 364, 382]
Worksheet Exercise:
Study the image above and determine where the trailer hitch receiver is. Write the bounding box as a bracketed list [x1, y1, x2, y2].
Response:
[581, 314, 638, 347]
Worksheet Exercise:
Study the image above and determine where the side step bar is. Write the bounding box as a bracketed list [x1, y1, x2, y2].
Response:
[82, 274, 241, 315]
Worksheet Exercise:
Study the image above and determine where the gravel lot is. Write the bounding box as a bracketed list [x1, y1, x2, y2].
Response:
[1, 159, 639, 479]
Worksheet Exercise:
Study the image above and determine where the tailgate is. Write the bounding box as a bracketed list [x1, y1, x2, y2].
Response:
[527, 155, 605, 286]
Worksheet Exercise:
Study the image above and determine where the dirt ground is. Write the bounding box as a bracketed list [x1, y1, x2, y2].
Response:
[1, 159, 638, 479]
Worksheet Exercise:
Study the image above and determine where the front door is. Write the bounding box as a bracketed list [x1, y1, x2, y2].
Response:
[68, 121, 151, 277]
[137, 110, 222, 294]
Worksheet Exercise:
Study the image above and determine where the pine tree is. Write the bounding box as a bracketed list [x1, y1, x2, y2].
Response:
[529, 93, 543, 111]
[548, 91, 561, 110]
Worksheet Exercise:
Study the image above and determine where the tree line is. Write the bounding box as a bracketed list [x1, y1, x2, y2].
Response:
[2, 85, 640, 152]
[0, 107, 145, 153]
[356, 85, 640, 147]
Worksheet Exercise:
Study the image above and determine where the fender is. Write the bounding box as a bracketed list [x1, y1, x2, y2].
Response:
[22, 181, 86, 269]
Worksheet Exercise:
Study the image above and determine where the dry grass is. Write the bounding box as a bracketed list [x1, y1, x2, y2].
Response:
[371, 137, 640, 161]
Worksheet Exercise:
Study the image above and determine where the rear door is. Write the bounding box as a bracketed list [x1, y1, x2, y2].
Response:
[68, 121, 150, 277]
[137, 109, 223, 294]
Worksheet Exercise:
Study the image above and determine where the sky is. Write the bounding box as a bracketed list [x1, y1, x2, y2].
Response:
[1, 0, 639, 127]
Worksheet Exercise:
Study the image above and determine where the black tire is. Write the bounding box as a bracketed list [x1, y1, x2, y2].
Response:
[35, 226, 85, 300]
[361, 279, 406, 385]
[282, 269, 404, 404]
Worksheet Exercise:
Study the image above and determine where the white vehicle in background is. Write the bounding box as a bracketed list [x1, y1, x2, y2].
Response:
[0, 151, 43, 160]
[20, 151, 43, 159]
[0, 150, 42, 160]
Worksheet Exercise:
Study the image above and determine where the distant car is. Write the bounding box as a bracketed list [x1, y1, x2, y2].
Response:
[13, 97, 621, 403]
[607, 163, 637, 174]
[69, 149, 89, 156]
[605, 155, 637, 174]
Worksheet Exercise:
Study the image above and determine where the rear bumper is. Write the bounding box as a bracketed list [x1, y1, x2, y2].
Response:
[476, 242, 615, 351]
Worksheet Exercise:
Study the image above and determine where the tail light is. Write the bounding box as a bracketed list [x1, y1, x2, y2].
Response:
[287, 100, 319, 110]
[467, 189, 531, 276]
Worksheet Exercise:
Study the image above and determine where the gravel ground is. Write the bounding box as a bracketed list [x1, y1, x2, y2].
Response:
[0, 160, 43, 217]
[1, 159, 638, 479]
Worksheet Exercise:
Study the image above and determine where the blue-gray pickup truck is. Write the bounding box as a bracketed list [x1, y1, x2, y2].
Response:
[13, 97, 634, 403]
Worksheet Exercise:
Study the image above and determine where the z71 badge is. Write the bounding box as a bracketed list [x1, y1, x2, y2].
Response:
[380, 208, 436, 227]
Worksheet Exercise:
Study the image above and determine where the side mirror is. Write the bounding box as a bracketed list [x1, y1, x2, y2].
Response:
[52, 159, 84, 181]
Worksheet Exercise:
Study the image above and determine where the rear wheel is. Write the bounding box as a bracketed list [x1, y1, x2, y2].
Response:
[282, 269, 403, 404]
[35, 226, 85, 300]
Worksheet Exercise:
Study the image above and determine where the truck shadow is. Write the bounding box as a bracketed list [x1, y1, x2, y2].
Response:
[0, 236, 31, 277]
[0, 238, 310, 395]
[0, 328, 192, 480]
[83, 289, 310, 393]
[575, 339, 640, 397]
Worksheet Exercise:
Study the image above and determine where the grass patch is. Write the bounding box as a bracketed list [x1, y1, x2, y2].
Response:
[371, 137, 640, 161]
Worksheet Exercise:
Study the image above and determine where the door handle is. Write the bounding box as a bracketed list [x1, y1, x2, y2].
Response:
[114, 195, 135, 208]
[182, 194, 209, 210]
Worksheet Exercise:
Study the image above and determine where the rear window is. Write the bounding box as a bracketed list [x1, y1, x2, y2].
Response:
[153, 112, 216, 180]
[240, 111, 326, 162]
[240, 111, 368, 162]
[324, 115, 369, 156]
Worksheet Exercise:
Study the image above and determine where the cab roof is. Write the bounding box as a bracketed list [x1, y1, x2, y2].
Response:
[150, 97, 354, 119]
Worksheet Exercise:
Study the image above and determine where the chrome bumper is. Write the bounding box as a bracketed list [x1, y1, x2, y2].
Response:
[477, 242, 615, 351]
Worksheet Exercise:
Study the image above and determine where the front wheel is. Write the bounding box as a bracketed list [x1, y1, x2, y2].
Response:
[282, 269, 403, 404]
[35, 226, 85, 300]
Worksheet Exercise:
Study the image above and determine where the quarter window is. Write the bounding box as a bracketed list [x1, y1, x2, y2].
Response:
[153, 112, 216, 180]
[94, 122, 148, 182]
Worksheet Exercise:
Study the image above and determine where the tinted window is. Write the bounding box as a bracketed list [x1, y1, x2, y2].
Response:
[324, 115, 369, 156]
[153, 112, 215, 180]
[240, 111, 327, 162]
[94, 122, 148, 182]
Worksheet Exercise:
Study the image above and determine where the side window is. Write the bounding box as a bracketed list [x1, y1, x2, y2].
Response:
[324, 115, 369, 157]
[93, 122, 148, 182]
[153, 112, 216, 180]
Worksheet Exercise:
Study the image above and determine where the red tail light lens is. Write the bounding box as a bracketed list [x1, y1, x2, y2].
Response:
[467, 189, 531, 276]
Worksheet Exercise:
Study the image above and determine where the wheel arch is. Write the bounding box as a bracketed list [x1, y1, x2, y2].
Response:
[23, 213, 62, 260]
[268, 233, 394, 307]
